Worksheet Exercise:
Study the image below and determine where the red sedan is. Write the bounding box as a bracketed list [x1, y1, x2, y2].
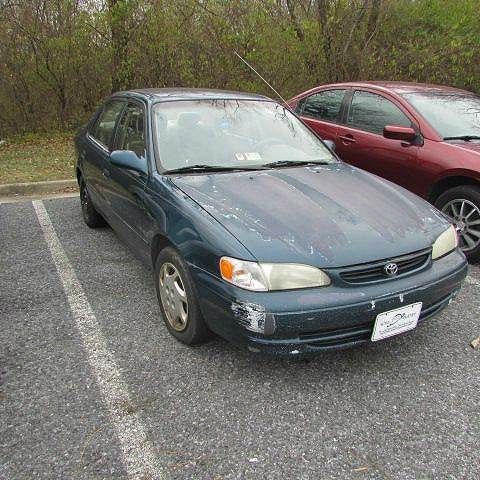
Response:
[289, 82, 480, 262]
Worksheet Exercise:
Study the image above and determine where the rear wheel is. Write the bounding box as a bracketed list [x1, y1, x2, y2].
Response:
[435, 185, 480, 263]
[80, 179, 106, 228]
[154, 247, 211, 345]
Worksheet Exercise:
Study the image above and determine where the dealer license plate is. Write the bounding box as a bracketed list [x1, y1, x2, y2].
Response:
[371, 302, 422, 342]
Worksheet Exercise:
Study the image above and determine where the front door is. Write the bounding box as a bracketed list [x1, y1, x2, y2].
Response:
[335, 90, 423, 195]
[107, 100, 151, 261]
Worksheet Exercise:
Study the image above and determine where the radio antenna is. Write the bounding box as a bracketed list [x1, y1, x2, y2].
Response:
[234, 51, 290, 107]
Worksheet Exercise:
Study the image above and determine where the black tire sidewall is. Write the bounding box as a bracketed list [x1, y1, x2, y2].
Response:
[80, 180, 106, 228]
[154, 247, 210, 345]
[435, 185, 480, 263]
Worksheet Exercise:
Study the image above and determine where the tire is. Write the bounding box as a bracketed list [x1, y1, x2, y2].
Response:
[80, 179, 106, 228]
[434, 185, 480, 263]
[154, 247, 212, 345]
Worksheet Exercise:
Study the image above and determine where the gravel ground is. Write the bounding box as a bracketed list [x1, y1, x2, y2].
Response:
[1, 196, 479, 480]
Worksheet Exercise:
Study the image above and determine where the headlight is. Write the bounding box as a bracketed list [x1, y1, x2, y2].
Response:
[432, 225, 458, 260]
[260, 263, 331, 290]
[219, 256, 331, 291]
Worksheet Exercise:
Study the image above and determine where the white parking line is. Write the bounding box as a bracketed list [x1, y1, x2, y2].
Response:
[0, 191, 78, 204]
[32, 200, 164, 480]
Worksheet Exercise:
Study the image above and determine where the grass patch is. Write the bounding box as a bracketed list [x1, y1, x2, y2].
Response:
[0, 132, 75, 184]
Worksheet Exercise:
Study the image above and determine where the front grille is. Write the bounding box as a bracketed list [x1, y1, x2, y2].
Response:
[299, 322, 372, 347]
[339, 248, 431, 284]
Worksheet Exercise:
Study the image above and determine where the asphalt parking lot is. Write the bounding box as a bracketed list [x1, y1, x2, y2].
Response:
[1, 195, 479, 480]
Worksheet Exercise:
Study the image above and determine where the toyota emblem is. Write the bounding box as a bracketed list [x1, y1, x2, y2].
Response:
[384, 262, 398, 276]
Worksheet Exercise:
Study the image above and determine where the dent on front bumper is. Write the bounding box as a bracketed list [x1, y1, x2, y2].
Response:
[191, 249, 468, 356]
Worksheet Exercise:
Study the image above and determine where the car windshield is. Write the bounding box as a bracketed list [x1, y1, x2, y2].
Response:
[402, 91, 480, 139]
[152, 99, 335, 171]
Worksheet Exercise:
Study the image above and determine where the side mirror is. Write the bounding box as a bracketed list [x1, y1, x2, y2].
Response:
[110, 150, 147, 174]
[323, 139, 336, 151]
[383, 125, 417, 142]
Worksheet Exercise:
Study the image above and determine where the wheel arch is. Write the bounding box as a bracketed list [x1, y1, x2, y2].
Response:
[151, 233, 174, 266]
[428, 174, 480, 203]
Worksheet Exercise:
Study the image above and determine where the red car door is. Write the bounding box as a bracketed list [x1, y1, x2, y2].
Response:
[297, 88, 348, 142]
[335, 89, 424, 196]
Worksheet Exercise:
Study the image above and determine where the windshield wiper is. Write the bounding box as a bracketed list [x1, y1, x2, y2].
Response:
[262, 160, 331, 168]
[165, 164, 265, 174]
[443, 135, 480, 141]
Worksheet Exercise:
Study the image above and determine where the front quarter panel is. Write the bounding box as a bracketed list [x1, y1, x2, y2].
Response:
[418, 140, 480, 197]
[143, 174, 255, 275]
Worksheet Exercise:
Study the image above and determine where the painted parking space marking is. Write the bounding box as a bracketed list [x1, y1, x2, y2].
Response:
[32, 200, 164, 480]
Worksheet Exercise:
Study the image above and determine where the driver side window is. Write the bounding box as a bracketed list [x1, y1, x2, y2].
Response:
[115, 103, 146, 158]
[347, 91, 411, 135]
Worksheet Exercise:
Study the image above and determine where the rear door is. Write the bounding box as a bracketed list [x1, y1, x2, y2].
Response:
[83, 99, 126, 210]
[336, 90, 422, 194]
[108, 100, 151, 260]
[297, 89, 348, 142]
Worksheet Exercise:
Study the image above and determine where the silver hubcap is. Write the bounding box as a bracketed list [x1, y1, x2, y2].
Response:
[158, 262, 188, 331]
[442, 198, 480, 252]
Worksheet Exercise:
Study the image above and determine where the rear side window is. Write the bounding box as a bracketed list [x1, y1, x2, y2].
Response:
[347, 91, 411, 134]
[302, 89, 347, 123]
[115, 103, 146, 158]
[91, 100, 125, 149]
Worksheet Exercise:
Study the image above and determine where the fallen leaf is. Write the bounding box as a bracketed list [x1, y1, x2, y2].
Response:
[353, 466, 369, 472]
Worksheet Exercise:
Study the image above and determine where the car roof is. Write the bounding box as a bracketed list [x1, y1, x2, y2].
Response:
[315, 81, 473, 96]
[114, 87, 272, 102]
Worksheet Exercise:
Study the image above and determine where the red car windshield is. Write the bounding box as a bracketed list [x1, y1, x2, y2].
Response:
[403, 91, 480, 140]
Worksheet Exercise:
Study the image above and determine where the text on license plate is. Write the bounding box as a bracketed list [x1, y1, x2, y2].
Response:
[371, 302, 422, 342]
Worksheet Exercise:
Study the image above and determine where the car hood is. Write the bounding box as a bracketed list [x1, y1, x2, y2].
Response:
[172, 163, 449, 267]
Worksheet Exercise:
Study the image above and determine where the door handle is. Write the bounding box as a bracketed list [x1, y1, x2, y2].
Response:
[102, 169, 111, 178]
[338, 134, 356, 144]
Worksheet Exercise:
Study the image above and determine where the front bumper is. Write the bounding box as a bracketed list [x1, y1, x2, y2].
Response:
[191, 249, 467, 356]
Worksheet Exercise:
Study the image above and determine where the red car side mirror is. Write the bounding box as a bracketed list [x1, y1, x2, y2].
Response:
[383, 125, 417, 142]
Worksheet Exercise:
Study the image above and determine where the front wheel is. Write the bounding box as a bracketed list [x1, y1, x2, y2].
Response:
[435, 185, 480, 263]
[154, 247, 212, 345]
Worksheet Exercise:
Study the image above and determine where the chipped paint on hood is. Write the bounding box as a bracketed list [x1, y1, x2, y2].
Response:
[172, 163, 450, 267]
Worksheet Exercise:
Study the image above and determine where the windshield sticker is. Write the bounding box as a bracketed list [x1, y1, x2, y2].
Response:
[245, 152, 262, 161]
[235, 152, 262, 162]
